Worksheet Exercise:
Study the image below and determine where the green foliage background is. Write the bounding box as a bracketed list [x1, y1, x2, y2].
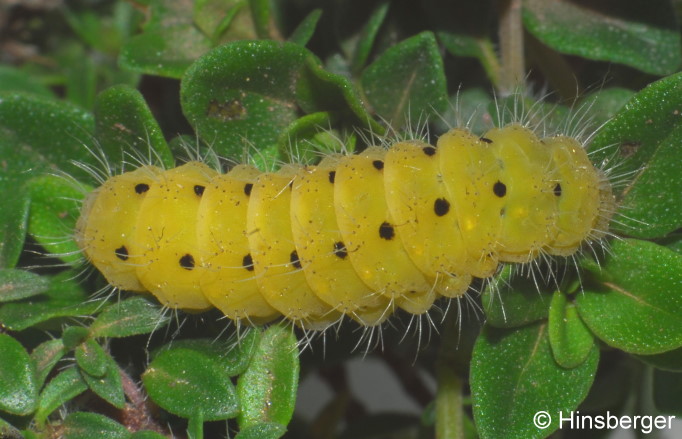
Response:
[0, 1, 681, 438]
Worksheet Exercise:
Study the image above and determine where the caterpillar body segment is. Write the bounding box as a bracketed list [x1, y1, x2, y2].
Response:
[383, 140, 473, 296]
[75, 124, 615, 328]
[196, 164, 280, 323]
[333, 147, 438, 315]
[290, 157, 392, 327]
[247, 166, 342, 330]
[75, 165, 162, 293]
[134, 162, 218, 311]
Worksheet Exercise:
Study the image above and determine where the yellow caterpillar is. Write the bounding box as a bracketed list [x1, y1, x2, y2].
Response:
[75, 123, 615, 330]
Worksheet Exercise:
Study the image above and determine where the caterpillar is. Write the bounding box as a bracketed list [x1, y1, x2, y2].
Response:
[74, 123, 616, 330]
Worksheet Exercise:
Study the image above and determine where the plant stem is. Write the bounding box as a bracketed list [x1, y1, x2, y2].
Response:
[188, 414, 204, 439]
[435, 311, 464, 439]
[119, 368, 166, 434]
[497, 0, 525, 94]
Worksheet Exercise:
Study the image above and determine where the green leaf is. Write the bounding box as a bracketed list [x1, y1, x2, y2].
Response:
[482, 265, 553, 328]
[194, 0, 239, 38]
[75, 340, 108, 377]
[0, 334, 38, 415]
[181, 40, 312, 161]
[350, 1, 390, 73]
[434, 2, 498, 85]
[62, 3, 138, 54]
[576, 353, 632, 414]
[193, 0, 257, 44]
[577, 239, 682, 355]
[120, 26, 211, 79]
[523, 0, 681, 75]
[90, 297, 169, 338]
[438, 30, 496, 67]
[154, 329, 261, 377]
[142, 347, 239, 420]
[80, 348, 125, 409]
[0, 93, 93, 267]
[0, 66, 54, 98]
[26, 175, 84, 265]
[360, 31, 447, 129]
[0, 269, 50, 302]
[653, 369, 682, 416]
[0, 93, 95, 180]
[296, 57, 379, 134]
[221, 330, 263, 376]
[579, 87, 635, 128]
[660, 233, 682, 255]
[637, 347, 682, 372]
[590, 73, 682, 238]
[62, 412, 130, 439]
[471, 323, 598, 439]
[0, 174, 29, 269]
[236, 324, 299, 429]
[65, 50, 97, 110]
[35, 368, 88, 426]
[235, 422, 287, 439]
[548, 291, 594, 368]
[94, 85, 174, 171]
[0, 272, 102, 331]
[288, 9, 322, 46]
[62, 326, 91, 349]
[120, 0, 212, 78]
[277, 112, 353, 164]
[31, 339, 67, 387]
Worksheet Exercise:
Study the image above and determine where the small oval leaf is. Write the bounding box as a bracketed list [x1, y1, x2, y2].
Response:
[235, 422, 287, 439]
[0, 272, 102, 332]
[80, 349, 125, 409]
[548, 291, 594, 368]
[482, 265, 552, 328]
[75, 340, 109, 377]
[0, 269, 50, 302]
[142, 347, 239, 421]
[181, 40, 312, 159]
[94, 85, 174, 171]
[471, 323, 598, 439]
[523, 0, 681, 75]
[589, 72, 682, 238]
[0, 334, 38, 415]
[90, 297, 169, 338]
[31, 339, 67, 387]
[35, 367, 87, 426]
[360, 31, 447, 129]
[577, 239, 682, 355]
[62, 412, 130, 439]
[236, 324, 299, 429]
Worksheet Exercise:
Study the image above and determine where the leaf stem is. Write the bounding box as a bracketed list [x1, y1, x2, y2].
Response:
[188, 413, 204, 439]
[435, 311, 464, 439]
[497, 0, 526, 94]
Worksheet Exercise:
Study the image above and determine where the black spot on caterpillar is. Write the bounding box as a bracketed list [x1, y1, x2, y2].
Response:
[74, 124, 615, 330]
